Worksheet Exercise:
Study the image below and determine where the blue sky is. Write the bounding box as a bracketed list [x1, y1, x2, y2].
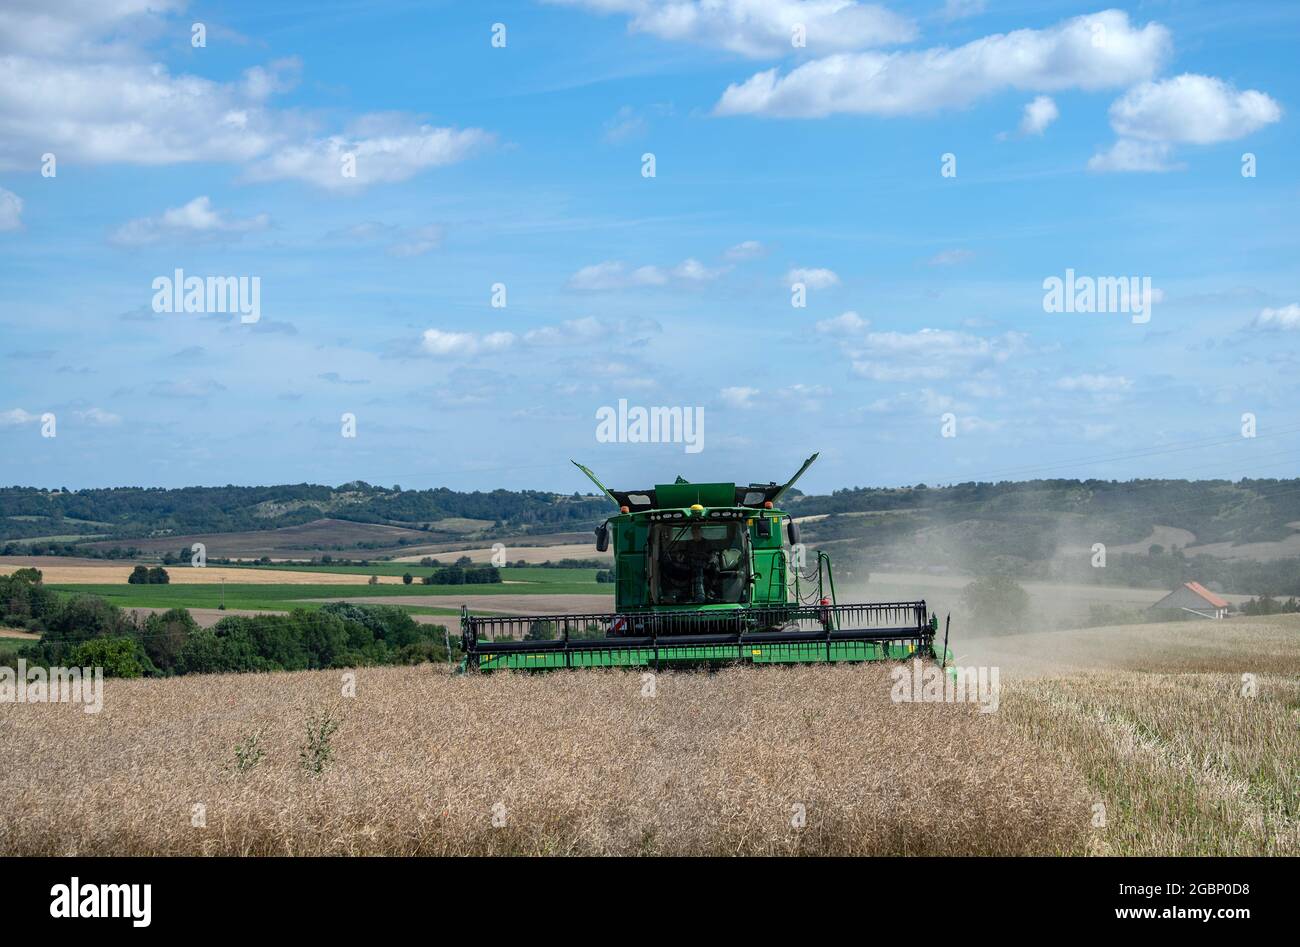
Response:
[1, 0, 1298, 495]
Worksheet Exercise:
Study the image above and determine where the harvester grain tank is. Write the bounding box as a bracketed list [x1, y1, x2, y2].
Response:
[459, 454, 952, 671]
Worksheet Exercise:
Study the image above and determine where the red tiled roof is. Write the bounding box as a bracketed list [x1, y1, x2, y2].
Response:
[1184, 581, 1229, 609]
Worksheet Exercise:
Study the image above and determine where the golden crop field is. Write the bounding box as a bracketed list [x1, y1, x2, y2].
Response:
[1, 616, 1295, 856]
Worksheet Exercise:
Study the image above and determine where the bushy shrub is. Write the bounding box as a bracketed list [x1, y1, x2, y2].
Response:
[68, 636, 152, 677]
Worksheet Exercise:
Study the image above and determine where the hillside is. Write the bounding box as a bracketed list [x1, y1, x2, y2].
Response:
[0, 482, 609, 551]
[4, 477, 1300, 596]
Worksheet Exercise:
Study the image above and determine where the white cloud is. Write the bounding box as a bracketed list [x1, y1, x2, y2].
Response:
[1087, 139, 1180, 173]
[715, 11, 1170, 118]
[1090, 74, 1280, 173]
[76, 406, 121, 425]
[568, 258, 727, 290]
[724, 240, 766, 261]
[1018, 95, 1059, 135]
[1108, 74, 1281, 145]
[1056, 373, 1133, 392]
[0, 0, 184, 56]
[0, 187, 21, 230]
[847, 328, 1028, 379]
[855, 328, 1021, 359]
[569, 261, 658, 290]
[0, 56, 291, 169]
[924, 248, 975, 266]
[1253, 304, 1300, 331]
[421, 329, 516, 358]
[421, 317, 659, 358]
[721, 386, 761, 408]
[548, 0, 916, 58]
[110, 196, 269, 245]
[673, 258, 726, 281]
[787, 266, 839, 289]
[0, 6, 489, 187]
[815, 311, 868, 335]
[0, 408, 40, 426]
[524, 317, 626, 345]
[243, 119, 493, 190]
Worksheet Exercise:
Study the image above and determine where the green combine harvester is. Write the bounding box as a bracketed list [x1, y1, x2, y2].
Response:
[459, 453, 951, 672]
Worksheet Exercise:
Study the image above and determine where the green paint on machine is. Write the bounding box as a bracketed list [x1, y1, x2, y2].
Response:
[460, 455, 954, 673]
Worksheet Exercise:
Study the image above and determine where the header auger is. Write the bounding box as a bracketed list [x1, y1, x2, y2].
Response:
[460, 454, 953, 671]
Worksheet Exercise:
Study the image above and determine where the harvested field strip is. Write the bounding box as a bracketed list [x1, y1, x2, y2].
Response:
[45, 583, 607, 613]
[1, 563, 408, 585]
[1003, 673, 1299, 856]
[222, 564, 601, 584]
[0, 664, 1091, 856]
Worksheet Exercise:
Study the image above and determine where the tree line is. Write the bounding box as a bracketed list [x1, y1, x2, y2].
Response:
[0, 569, 451, 677]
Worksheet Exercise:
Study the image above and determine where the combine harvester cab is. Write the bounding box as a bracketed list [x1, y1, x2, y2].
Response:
[460, 453, 953, 672]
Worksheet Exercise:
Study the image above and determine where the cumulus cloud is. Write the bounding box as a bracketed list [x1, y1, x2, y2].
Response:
[243, 119, 493, 190]
[721, 386, 761, 408]
[568, 258, 727, 290]
[110, 196, 269, 246]
[724, 240, 766, 261]
[846, 328, 1028, 380]
[1087, 139, 1180, 173]
[0, 0, 184, 57]
[76, 406, 121, 425]
[547, 0, 916, 58]
[522, 318, 613, 348]
[1108, 74, 1281, 144]
[0, 55, 293, 169]
[815, 311, 868, 335]
[0, 187, 21, 230]
[0, 408, 41, 426]
[1253, 304, 1300, 331]
[0, 6, 489, 187]
[1018, 95, 1059, 135]
[420, 317, 659, 359]
[421, 329, 516, 358]
[786, 266, 839, 289]
[1090, 75, 1280, 172]
[715, 11, 1170, 117]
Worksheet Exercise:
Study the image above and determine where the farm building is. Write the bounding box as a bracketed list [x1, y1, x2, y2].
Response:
[1148, 581, 1230, 620]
